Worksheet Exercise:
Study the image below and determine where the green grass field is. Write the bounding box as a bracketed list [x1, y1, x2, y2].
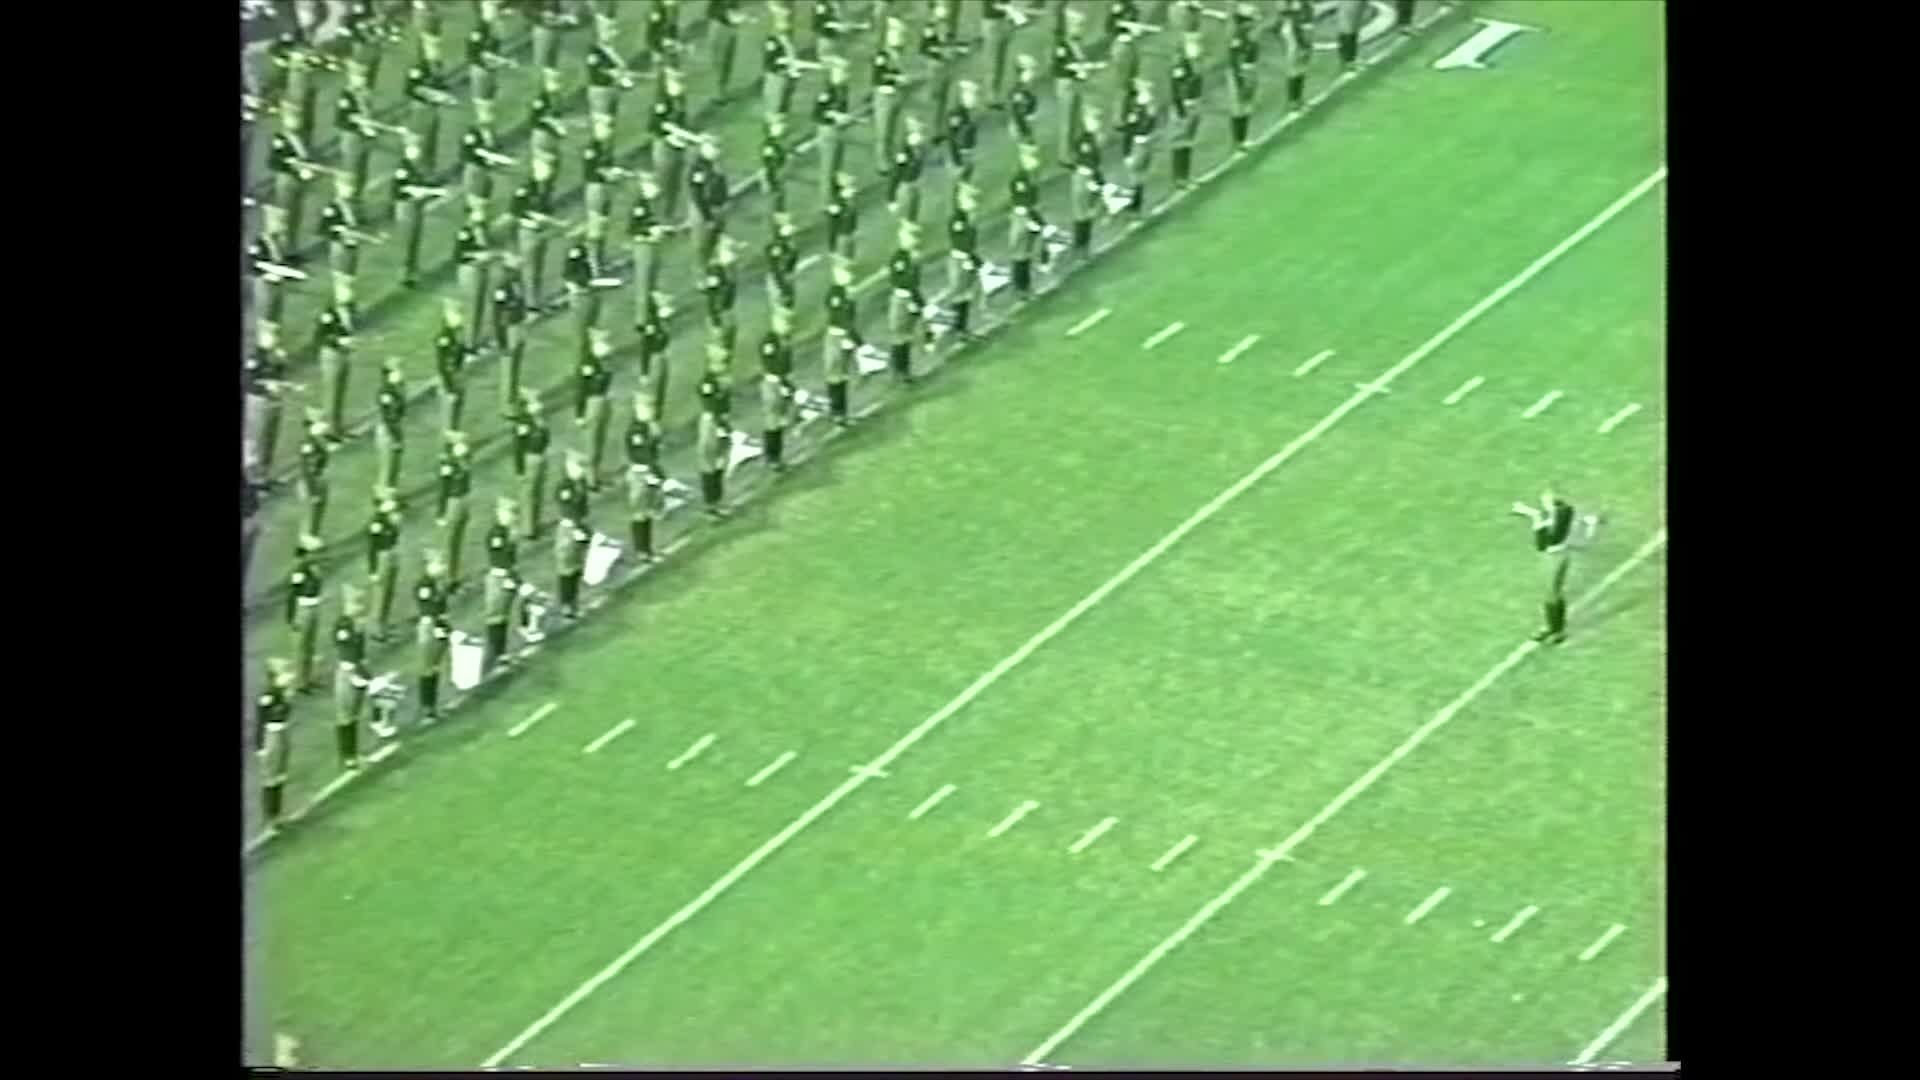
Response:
[247, 0, 1667, 1068]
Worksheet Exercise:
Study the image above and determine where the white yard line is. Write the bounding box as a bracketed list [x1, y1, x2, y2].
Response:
[1142, 321, 1186, 350]
[1065, 308, 1112, 337]
[483, 165, 1672, 1071]
[987, 801, 1040, 838]
[1150, 835, 1198, 873]
[1578, 923, 1627, 963]
[1068, 817, 1119, 855]
[665, 733, 716, 771]
[1215, 334, 1261, 365]
[507, 702, 559, 738]
[1403, 886, 1452, 925]
[582, 719, 636, 755]
[1522, 390, 1565, 419]
[1317, 868, 1367, 907]
[1020, 526, 1670, 1065]
[1570, 976, 1668, 1065]
[1443, 375, 1485, 405]
[1293, 349, 1335, 377]
[908, 784, 957, 820]
[745, 751, 798, 788]
[1597, 403, 1643, 434]
[1490, 904, 1540, 943]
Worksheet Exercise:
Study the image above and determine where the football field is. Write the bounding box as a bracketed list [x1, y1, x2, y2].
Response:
[249, 1, 1667, 1068]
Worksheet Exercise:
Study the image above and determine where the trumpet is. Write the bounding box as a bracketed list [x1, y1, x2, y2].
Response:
[1118, 20, 1166, 36]
[256, 261, 310, 283]
[334, 226, 385, 246]
[516, 211, 567, 231]
[663, 122, 704, 148]
[397, 182, 451, 203]
[474, 146, 517, 168]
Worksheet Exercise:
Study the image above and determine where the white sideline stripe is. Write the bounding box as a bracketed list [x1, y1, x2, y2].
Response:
[1443, 375, 1485, 405]
[507, 702, 559, 738]
[745, 751, 798, 788]
[988, 800, 1040, 838]
[1522, 390, 1564, 419]
[1151, 835, 1198, 873]
[297, 739, 401, 815]
[1065, 308, 1111, 337]
[1317, 868, 1367, 907]
[1069, 817, 1119, 855]
[582, 719, 636, 755]
[247, 741, 404, 853]
[1404, 886, 1452, 925]
[1216, 334, 1261, 365]
[1579, 923, 1627, 963]
[1293, 349, 1335, 377]
[1019, 526, 1669, 1065]
[666, 734, 715, 771]
[908, 784, 957, 820]
[1598, 403, 1643, 434]
[1142, 321, 1186, 350]
[301, 768, 363, 815]
[1571, 977, 1668, 1065]
[483, 165, 1671, 1071]
[1491, 904, 1540, 943]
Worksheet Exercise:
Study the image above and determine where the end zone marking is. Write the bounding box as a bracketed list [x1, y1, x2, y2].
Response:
[988, 800, 1040, 838]
[1318, 868, 1367, 906]
[507, 701, 560, 738]
[1404, 886, 1452, 925]
[1491, 904, 1540, 943]
[583, 719, 637, 755]
[1293, 349, 1335, 377]
[909, 783, 957, 820]
[1151, 835, 1198, 872]
[1597, 403, 1643, 434]
[1570, 976, 1668, 1065]
[1216, 334, 1261, 365]
[1443, 375, 1485, 405]
[1522, 390, 1564, 419]
[1066, 308, 1111, 337]
[1069, 817, 1119, 854]
[746, 751, 798, 788]
[1578, 922, 1627, 962]
[667, 734, 716, 770]
[1142, 321, 1186, 350]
